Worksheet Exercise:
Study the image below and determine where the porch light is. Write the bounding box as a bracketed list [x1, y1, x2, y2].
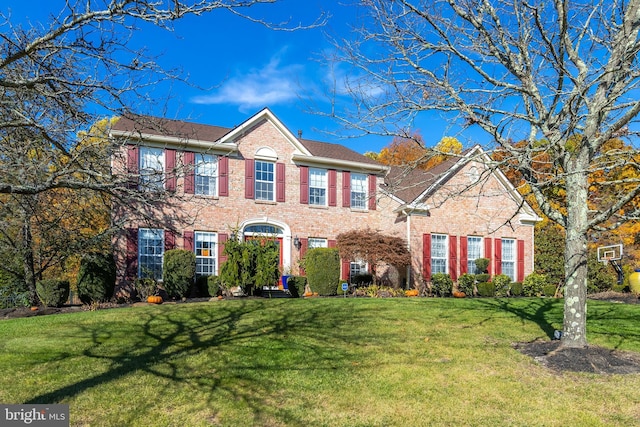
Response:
[293, 236, 301, 251]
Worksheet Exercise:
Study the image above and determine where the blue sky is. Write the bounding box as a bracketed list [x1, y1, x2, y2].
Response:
[5, 1, 480, 154]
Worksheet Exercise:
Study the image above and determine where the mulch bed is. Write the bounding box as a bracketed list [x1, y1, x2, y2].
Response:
[3, 292, 640, 374]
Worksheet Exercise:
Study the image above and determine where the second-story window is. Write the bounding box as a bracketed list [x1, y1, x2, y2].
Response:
[309, 168, 327, 206]
[140, 147, 164, 190]
[195, 154, 218, 196]
[351, 173, 367, 209]
[255, 160, 275, 201]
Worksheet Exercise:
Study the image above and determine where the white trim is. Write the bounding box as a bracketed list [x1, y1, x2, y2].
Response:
[110, 129, 238, 153]
[292, 153, 388, 174]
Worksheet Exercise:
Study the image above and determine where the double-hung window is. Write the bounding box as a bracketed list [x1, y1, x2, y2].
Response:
[255, 160, 275, 201]
[431, 234, 448, 275]
[350, 260, 368, 280]
[467, 236, 483, 274]
[139, 228, 164, 279]
[195, 232, 217, 276]
[308, 238, 327, 249]
[501, 238, 516, 281]
[195, 154, 218, 196]
[350, 173, 367, 209]
[140, 147, 164, 190]
[309, 168, 327, 206]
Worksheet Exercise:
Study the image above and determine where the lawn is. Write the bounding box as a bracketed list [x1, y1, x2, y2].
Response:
[1, 297, 639, 426]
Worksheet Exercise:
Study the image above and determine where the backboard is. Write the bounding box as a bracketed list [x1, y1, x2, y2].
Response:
[597, 244, 623, 263]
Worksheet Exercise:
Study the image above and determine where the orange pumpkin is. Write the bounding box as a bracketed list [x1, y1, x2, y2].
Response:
[147, 295, 163, 304]
[30, 306, 38, 311]
[453, 291, 466, 298]
[404, 289, 419, 297]
[303, 291, 313, 297]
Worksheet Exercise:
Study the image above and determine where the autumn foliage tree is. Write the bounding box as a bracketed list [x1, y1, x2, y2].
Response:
[336, 229, 411, 285]
[377, 133, 462, 171]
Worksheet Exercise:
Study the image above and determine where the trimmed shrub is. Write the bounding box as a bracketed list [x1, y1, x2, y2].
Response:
[163, 249, 196, 299]
[457, 273, 475, 297]
[431, 273, 453, 297]
[36, 279, 70, 307]
[475, 273, 491, 283]
[510, 282, 523, 296]
[493, 274, 512, 297]
[543, 284, 558, 297]
[522, 273, 548, 297]
[286, 275, 306, 298]
[207, 275, 222, 297]
[351, 273, 374, 287]
[475, 258, 490, 273]
[476, 281, 495, 297]
[76, 253, 116, 304]
[304, 248, 340, 296]
[0, 272, 29, 309]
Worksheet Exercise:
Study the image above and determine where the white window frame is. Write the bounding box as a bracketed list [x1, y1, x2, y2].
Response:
[350, 260, 368, 280]
[139, 147, 165, 190]
[309, 168, 327, 206]
[195, 154, 218, 196]
[195, 231, 218, 277]
[501, 238, 516, 281]
[431, 234, 448, 275]
[350, 173, 367, 210]
[308, 238, 328, 249]
[255, 160, 275, 201]
[139, 228, 164, 280]
[467, 236, 483, 274]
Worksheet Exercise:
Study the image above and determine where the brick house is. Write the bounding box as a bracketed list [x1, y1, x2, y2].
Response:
[110, 108, 538, 291]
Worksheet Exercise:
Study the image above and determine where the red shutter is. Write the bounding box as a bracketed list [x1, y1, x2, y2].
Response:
[218, 233, 228, 266]
[342, 171, 351, 207]
[300, 166, 309, 204]
[460, 236, 468, 275]
[449, 235, 457, 281]
[368, 174, 377, 210]
[184, 151, 195, 194]
[165, 149, 176, 191]
[245, 159, 255, 199]
[127, 145, 139, 189]
[219, 156, 229, 197]
[183, 231, 194, 252]
[165, 230, 176, 251]
[125, 228, 138, 280]
[494, 239, 502, 275]
[517, 239, 525, 282]
[299, 238, 308, 275]
[328, 169, 337, 207]
[341, 259, 351, 281]
[328, 239, 337, 247]
[484, 238, 493, 275]
[276, 162, 285, 202]
[423, 234, 431, 281]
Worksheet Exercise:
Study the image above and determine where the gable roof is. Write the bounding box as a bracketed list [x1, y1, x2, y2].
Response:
[110, 108, 386, 173]
[383, 145, 540, 222]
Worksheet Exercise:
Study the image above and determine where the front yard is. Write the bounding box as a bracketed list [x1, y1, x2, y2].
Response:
[1, 298, 639, 426]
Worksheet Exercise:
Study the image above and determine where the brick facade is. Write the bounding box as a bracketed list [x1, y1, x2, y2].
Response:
[111, 108, 538, 290]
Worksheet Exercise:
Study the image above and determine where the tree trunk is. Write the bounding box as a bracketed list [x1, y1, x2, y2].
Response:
[22, 218, 38, 306]
[561, 150, 590, 348]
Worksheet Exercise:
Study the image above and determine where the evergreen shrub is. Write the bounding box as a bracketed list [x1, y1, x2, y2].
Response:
[431, 273, 453, 297]
[304, 248, 340, 296]
[457, 273, 475, 296]
[163, 249, 196, 299]
[36, 279, 70, 307]
[476, 281, 495, 297]
[76, 253, 116, 304]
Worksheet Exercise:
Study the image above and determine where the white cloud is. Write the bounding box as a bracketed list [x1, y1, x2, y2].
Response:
[191, 54, 305, 111]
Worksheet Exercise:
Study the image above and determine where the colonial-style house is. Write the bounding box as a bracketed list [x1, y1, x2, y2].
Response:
[110, 108, 538, 291]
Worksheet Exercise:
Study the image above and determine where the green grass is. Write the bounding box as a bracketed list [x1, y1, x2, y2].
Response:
[1, 298, 640, 426]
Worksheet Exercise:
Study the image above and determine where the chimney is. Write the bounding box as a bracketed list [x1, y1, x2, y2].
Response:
[298, 130, 303, 139]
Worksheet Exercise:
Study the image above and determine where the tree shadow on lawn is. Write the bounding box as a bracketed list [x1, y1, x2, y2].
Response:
[24, 300, 363, 425]
[475, 298, 640, 374]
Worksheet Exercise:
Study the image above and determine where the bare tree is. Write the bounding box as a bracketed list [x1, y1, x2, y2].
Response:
[0, 0, 324, 304]
[329, 0, 640, 348]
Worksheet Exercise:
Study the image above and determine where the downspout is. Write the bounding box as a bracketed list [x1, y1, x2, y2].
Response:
[402, 209, 411, 289]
